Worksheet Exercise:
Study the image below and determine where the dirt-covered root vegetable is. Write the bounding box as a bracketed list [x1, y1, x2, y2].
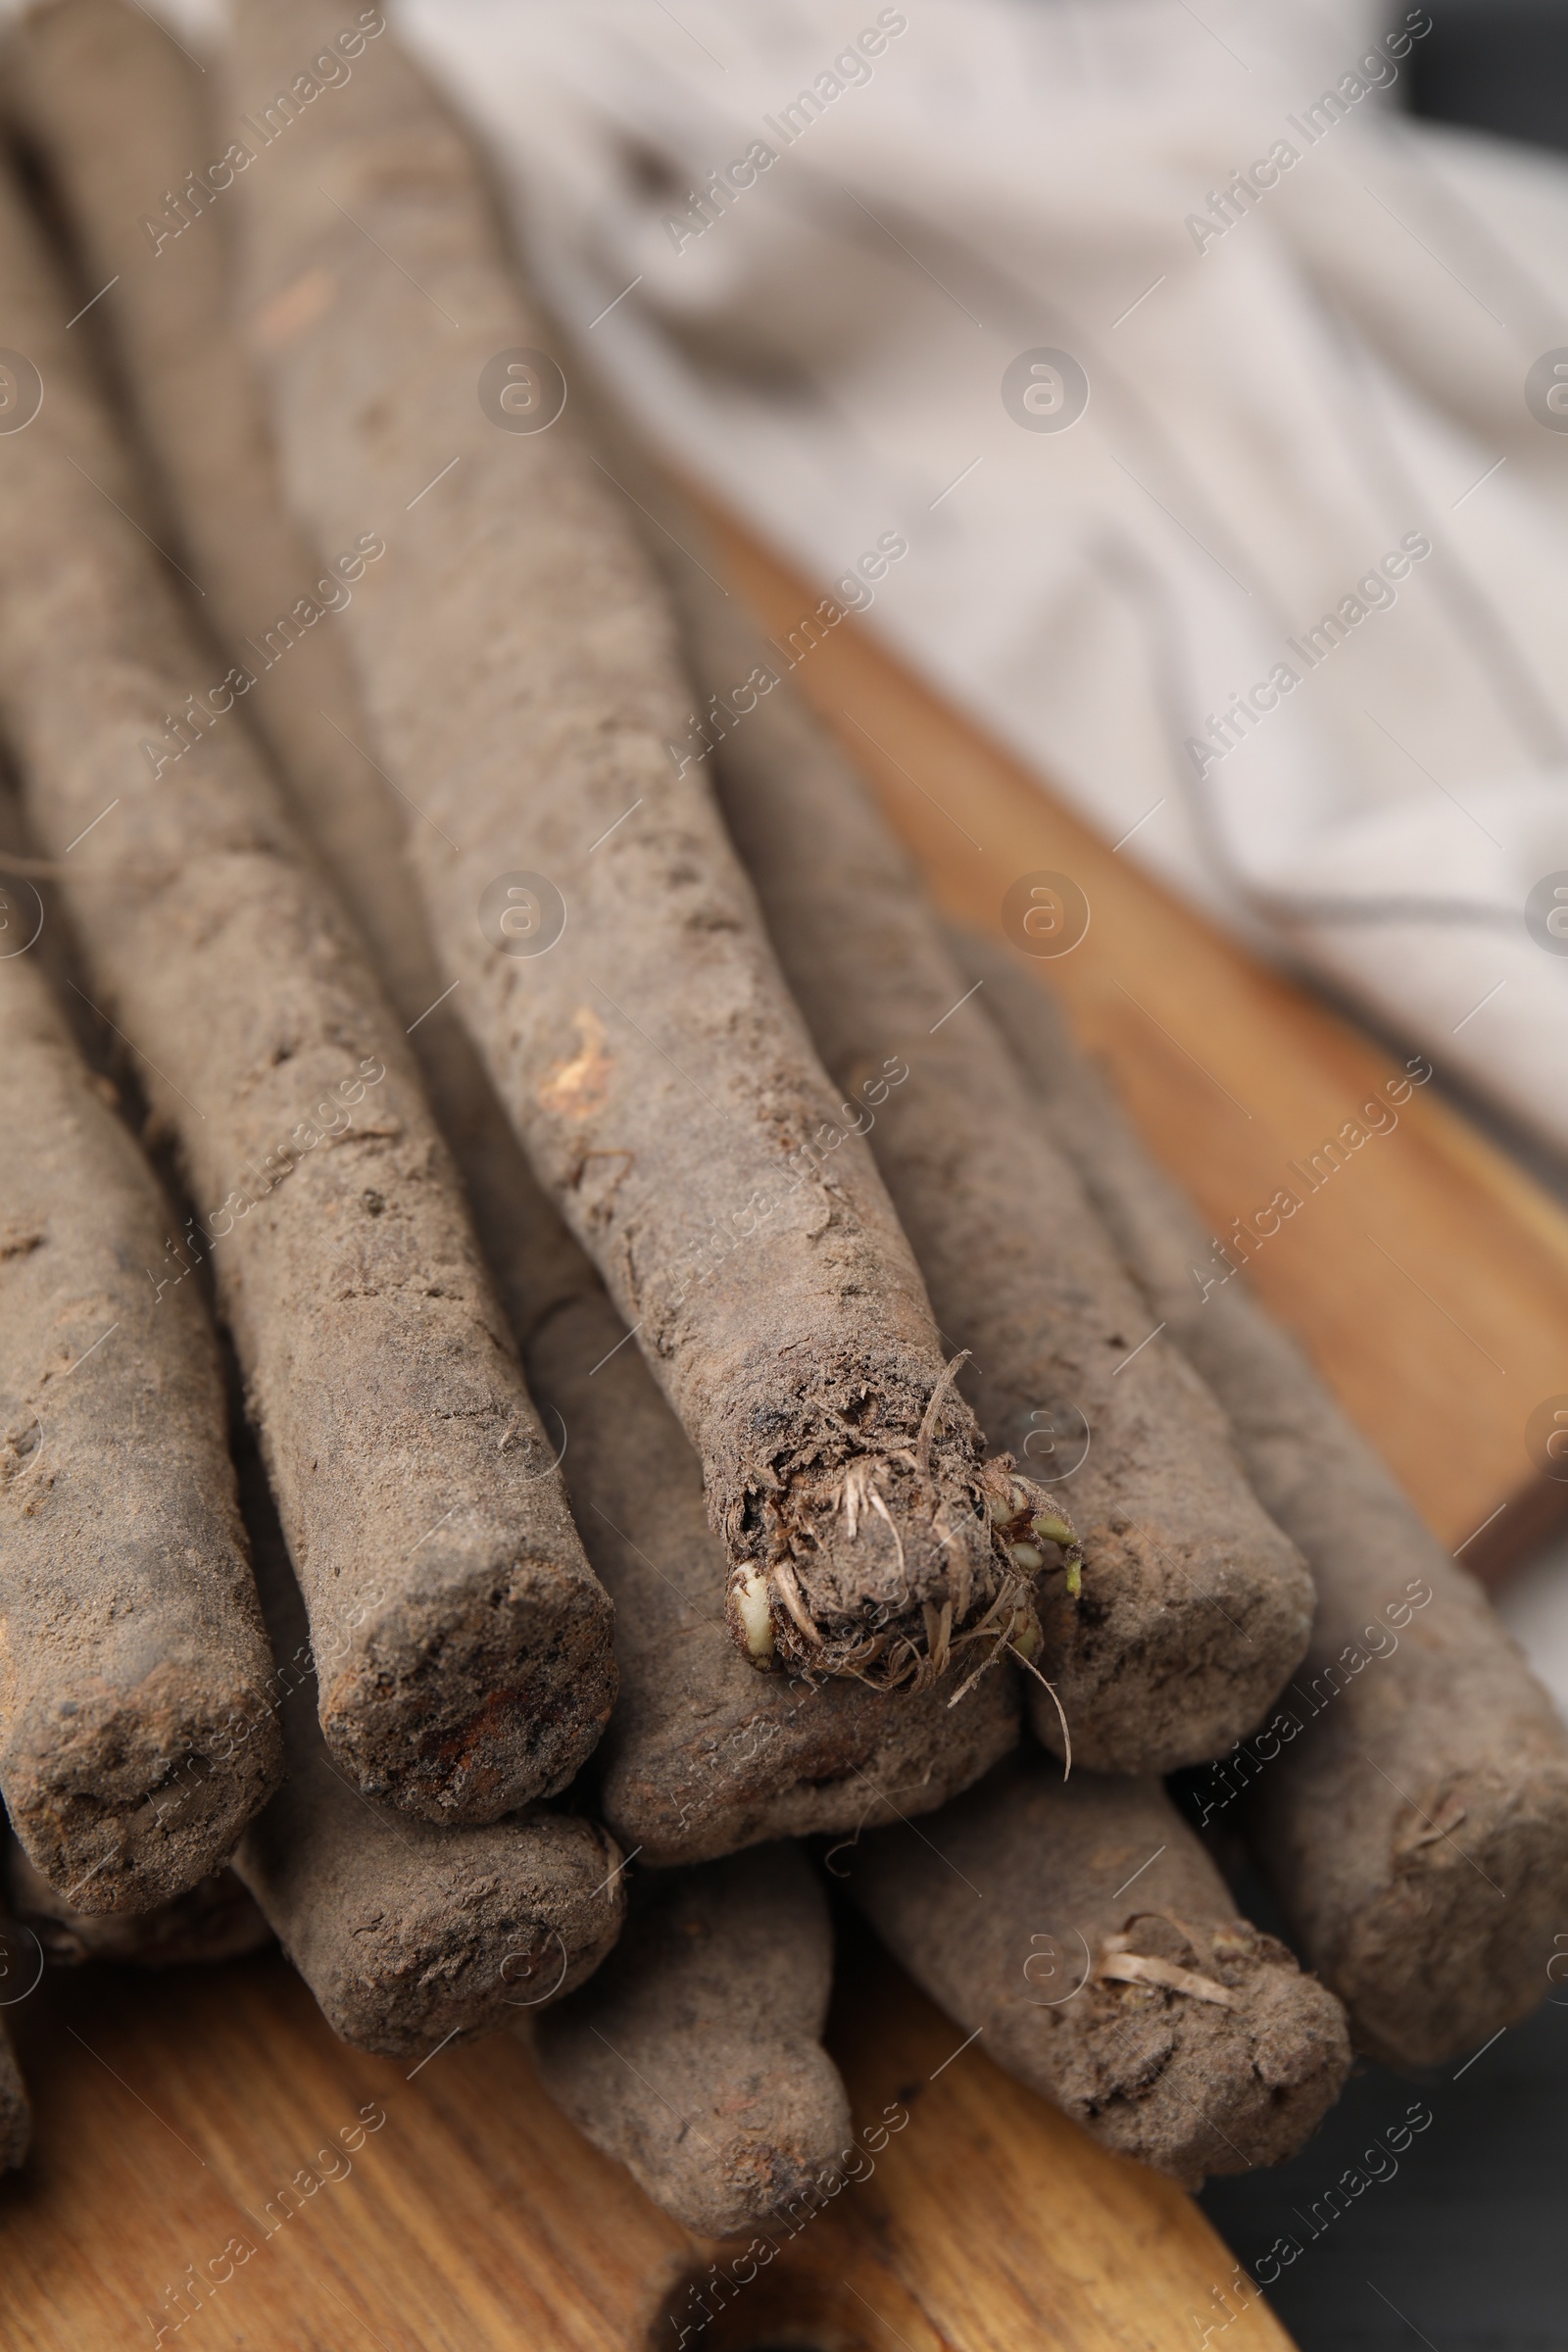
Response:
[532, 1844, 850, 2235]
[3, 0, 400, 949]
[0, 155, 614, 1825]
[238, 1767, 623, 2062]
[0, 928, 280, 1911]
[229, 1436, 625, 2060]
[847, 1752, 1350, 2185]
[5, 3, 1024, 1874]
[654, 557, 1312, 1773]
[961, 936, 1568, 2068]
[223, 0, 1042, 1695]
[525, 1258, 1022, 1865]
[3, 1838, 271, 1969]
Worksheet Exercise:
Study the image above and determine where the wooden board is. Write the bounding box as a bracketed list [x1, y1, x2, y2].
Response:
[0, 1932, 1293, 2352]
[694, 497, 1568, 1584]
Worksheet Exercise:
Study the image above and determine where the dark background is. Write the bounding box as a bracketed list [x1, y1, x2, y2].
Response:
[1198, 1868, 1568, 2352]
[1200, 1995, 1568, 2352]
[1405, 0, 1568, 155]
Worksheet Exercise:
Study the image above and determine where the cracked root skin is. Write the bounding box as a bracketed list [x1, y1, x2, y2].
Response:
[850, 1754, 1349, 2186]
[660, 563, 1311, 1766]
[0, 157, 613, 1823]
[962, 934, 1568, 2066]
[223, 0, 1005, 1689]
[231, 1442, 623, 2059]
[532, 1844, 850, 2236]
[0, 939, 280, 1911]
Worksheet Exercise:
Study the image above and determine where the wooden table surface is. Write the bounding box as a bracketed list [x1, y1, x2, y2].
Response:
[7, 508, 1567, 2350]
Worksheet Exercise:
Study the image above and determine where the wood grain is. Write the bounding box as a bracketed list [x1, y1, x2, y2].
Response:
[692, 495, 1568, 1583]
[0, 1932, 1294, 2352]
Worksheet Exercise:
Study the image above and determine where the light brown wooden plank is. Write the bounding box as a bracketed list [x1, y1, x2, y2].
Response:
[693, 494, 1568, 1581]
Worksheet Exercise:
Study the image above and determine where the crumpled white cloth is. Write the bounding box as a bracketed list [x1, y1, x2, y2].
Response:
[119, 0, 1568, 1149]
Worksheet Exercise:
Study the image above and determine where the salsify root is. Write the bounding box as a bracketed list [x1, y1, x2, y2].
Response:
[3, 0, 423, 991]
[6, 0, 1030, 1861]
[532, 1843, 851, 2236]
[0, 143, 614, 1825]
[0, 867, 280, 1910]
[229, 1435, 625, 2061]
[221, 0, 1042, 1691]
[646, 526, 1314, 1773]
[962, 931, 1568, 2067]
[846, 1749, 1350, 2185]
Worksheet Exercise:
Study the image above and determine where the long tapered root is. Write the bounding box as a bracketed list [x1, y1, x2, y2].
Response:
[850, 1759, 1350, 2185]
[532, 1846, 850, 2235]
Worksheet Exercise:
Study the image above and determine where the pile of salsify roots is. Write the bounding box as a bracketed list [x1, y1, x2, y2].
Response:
[0, 0, 1564, 2239]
